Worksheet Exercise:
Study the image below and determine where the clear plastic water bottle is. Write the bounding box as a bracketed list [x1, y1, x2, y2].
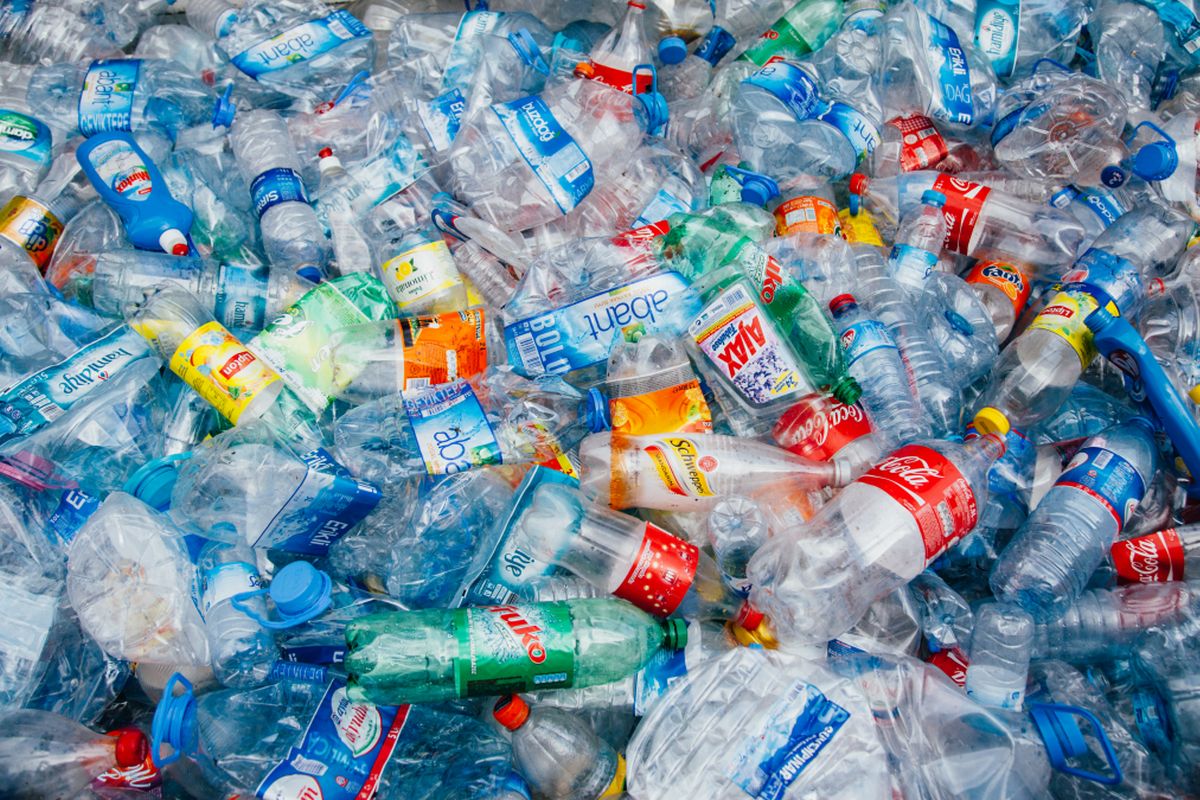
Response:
[194, 540, 274, 688]
[991, 417, 1160, 622]
[965, 602, 1034, 710]
[707, 495, 769, 596]
[886, 189, 946, 297]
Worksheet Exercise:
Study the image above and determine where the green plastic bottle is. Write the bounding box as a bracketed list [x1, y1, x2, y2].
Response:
[343, 598, 687, 705]
[739, 0, 844, 66]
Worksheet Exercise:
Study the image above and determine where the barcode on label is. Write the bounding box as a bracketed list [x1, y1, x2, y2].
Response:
[515, 332, 545, 374]
[548, 143, 588, 180]
[403, 377, 431, 390]
[1093, 450, 1112, 469]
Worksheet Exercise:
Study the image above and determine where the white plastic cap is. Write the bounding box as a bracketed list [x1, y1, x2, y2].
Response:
[159, 229, 189, 256]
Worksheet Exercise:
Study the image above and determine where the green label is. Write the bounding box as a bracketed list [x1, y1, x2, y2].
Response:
[740, 18, 814, 65]
[454, 604, 575, 697]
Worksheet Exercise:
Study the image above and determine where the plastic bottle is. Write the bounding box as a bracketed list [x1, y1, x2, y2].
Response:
[991, 418, 1160, 622]
[0, 65, 54, 198]
[707, 495, 769, 596]
[604, 335, 713, 436]
[771, 391, 885, 479]
[194, 541, 274, 689]
[580, 1, 654, 95]
[736, 0, 842, 66]
[965, 602, 1035, 710]
[343, 597, 688, 704]
[494, 695, 624, 800]
[1110, 524, 1200, 585]
[367, 205, 468, 314]
[886, 189, 946, 297]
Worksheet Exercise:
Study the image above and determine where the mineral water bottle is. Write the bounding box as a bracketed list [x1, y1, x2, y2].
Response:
[343, 597, 688, 704]
[886, 189, 946, 297]
[991, 418, 1159, 622]
[747, 428, 1007, 643]
[227, 109, 331, 279]
[1110, 523, 1200, 585]
[973, 0, 1087, 79]
[194, 541, 275, 689]
[494, 695, 624, 800]
[0, 65, 54, 197]
[965, 602, 1034, 710]
[368, 208, 468, 314]
[708, 495, 769, 595]
[829, 294, 930, 445]
[581, 0, 654, 95]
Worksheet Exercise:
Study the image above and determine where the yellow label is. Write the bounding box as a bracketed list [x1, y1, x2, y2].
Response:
[169, 321, 280, 423]
[0, 195, 63, 272]
[645, 436, 715, 497]
[381, 240, 463, 310]
[838, 208, 884, 247]
[611, 380, 713, 436]
[1027, 290, 1099, 368]
[523, 421, 580, 479]
[601, 753, 626, 797]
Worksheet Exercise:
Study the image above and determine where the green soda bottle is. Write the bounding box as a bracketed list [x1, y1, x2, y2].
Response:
[343, 598, 687, 705]
[739, 0, 844, 66]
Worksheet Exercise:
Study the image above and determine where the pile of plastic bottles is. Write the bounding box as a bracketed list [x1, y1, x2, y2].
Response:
[11, 0, 1200, 797]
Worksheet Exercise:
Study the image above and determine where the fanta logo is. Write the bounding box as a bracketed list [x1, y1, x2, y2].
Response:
[981, 264, 1024, 292]
[488, 605, 547, 663]
[872, 454, 942, 489]
[218, 350, 256, 380]
[715, 313, 767, 377]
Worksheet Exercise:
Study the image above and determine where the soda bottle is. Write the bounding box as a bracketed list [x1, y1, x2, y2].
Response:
[1110, 524, 1200, 585]
[580, 1, 654, 95]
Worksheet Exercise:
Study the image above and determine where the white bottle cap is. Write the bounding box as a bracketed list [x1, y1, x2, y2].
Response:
[160, 229, 189, 256]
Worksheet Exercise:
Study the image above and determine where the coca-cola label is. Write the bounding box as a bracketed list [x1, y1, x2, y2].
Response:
[1112, 528, 1186, 584]
[1056, 446, 1147, 528]
[614, 522, 699, 616]
[773, 393, 874, 461]
[931, 174, 990, 254]
[928, 647, 969, 687]
[859, 444, 978, 562]
[887, 114, 949, 172]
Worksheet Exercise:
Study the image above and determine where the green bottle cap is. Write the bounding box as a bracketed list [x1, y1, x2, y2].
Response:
[664, 618, 688, 650]
[831, 377, 863, 407]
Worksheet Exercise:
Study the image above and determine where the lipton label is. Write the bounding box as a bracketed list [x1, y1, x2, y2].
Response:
[167, 321, 280, 423]
[1027, 290, 1100, 368]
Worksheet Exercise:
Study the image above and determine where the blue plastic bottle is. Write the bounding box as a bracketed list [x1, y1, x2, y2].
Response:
[75, 131, 193, 255]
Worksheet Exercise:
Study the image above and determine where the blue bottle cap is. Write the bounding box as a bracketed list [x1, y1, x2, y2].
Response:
[123, 453, 191, 512]
[269, 561, 333, 620]
[635, 90, 670, 137]
[502, 771, 533, 800]
[150, 673, 197, 767]
[586, 387, 611, 433]
[211, 84, 236, 129]
[296, 265, 324, 284]
[658, 36, 688, 64]
[724, 166, 780, 206]
[944, 309, 975, 336]
[921, 190, 947, 208]
[1029, 703, 1123, 785]
[1099, 165, 1127, 188]
[1133, 141, 1179, 182]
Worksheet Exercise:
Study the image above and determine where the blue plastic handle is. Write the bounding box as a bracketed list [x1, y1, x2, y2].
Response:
[508, 29, 550, 75]
[632, 63, 669, 137]
[333, 70, 370, 107]
[230, 587, 331, 630]
[1030, 703, 1124, 785]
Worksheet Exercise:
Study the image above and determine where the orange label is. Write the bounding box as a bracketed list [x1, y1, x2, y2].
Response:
[610, 380, 712, 436]
[965, 260, 1031, 314]
[0, 195, 63, 272]
[396, 309, 488, 390]
[774, 195, 843, 237]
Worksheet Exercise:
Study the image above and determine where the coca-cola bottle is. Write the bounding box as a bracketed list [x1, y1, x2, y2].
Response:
[746, 427, 1008, 643]
[579, 0, 654, 94]
[771, 392, 883, 480]
[1111, 525, 1200, 585]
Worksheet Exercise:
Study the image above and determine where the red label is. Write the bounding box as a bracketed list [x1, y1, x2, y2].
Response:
[587, 61, 653, 94]
[928, 647, 969, 687]
[613, 523, 699, 616]
[612, 219, 670, 247]
[859, 445, 978, 562]
[965, 260, 1031, 315]
[355, 704, 411, 800]
[1112, 529, 1186, 584]
[931, 174, 991, 255]
[888, 115, 949, 172]
[773, 393, 874, 461]
[218, 350, 255, 380]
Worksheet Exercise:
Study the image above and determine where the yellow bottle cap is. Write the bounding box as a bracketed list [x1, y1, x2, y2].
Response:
[973, 407, 1011, 437]
[1189, 385, 1200, 405]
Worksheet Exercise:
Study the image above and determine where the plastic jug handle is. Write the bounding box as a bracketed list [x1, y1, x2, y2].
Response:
[1029, 703, 1124, 785]
[1128, 119, 1176, 148]
[230, 589, 331, 630]
[150, 673, 193, 767]
[508, 29, 550, 75]
[333, 71, 370, 107]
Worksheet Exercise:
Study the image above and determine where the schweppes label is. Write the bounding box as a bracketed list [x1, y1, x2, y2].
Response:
[644, 436, 716, 497]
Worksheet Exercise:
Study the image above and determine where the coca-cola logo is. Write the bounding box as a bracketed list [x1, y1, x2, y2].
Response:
[872, 454, 942, 489]
[791, 400, 867, 448]
[1121, 537, 1162, 582]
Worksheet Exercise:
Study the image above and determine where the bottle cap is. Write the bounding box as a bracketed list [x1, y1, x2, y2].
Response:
[211, 84, 236, 129]
[848, 173, 868, 197]
[270, 561, 333, 619]
[921, 190, 947, 208]
[159, 229, 190, 257]
[1132, 141, 1179, 182]
[664, 618, 688, 650]
[150, 673, 197, 767]
[113, 728, 149, 768]
[1099, 165, 1127, 188]
[123, 454, 189, 512]
[830, 376, 862, 407]
[943, 309, 975, 336]
[586, 387, 612, 433]
[296, 265, 324, 284]
[658, 36, 688, 64]
[828, 294, 857, 314]
[724, 166, 779, 206]
[973, 407, 1011, 437]
[493, 695, 530, 730]
[735, 601, 764, 631]
[1189, 384, 1200, 405]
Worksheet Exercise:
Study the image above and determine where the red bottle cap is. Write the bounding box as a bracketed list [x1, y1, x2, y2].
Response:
[318, 147, 333, 159]
[112, 728, 149, 768]
[493, 695, 530, 731]
[735, 602, 764, 632]
[828, 294, 857, 314]
[848, 173, 868, 196]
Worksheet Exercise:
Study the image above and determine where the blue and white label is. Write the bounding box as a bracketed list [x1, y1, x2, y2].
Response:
[744, 62, 822, 121]
[419, 88, 466, 152]
[442, 10, 503, 92]
[231, 10, 370, 79]
[1060, 247, 1142, 315]
[888, 242, 938, 290]
[1056, 445, 1147, 527]
[1075, 189, 1128, 230]
[251, 168, 309, 219]
[1144, 0, 1200, 62]
[504, 271, 692, 376]
[252, 449, 382, 555]
[45, 488, 100, 546]
[84, 138, 153, 200]
[257, 681, 407, 800]
[78, 59, 140, 136]
[927, 14, 974, 125]
[727, 680, 850, 800]
[816, 102, 880, 164]
[838, 319, 898, 365]
[0, 109, 51, 166]
[634, 645, 689, 716]
[214, 261, 270, 333]
[493, 95, 594, 214]
[975, 0, 1020, 77]
[281, 644, 346, 666]
[196, 561, 262, 618]
[403, 380, 501, 475]
[0, 326, 153, 445]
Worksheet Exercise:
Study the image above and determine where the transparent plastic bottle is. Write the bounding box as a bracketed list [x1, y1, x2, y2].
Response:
[581, 0, 654, 95]
[194, 541, 275, 688]
[886, 189, 946, 297]
[0, 711, 154, 797]
[1110, 523, 1200, 585]
[965, 602, 1034, 710]
[369, 210, 468, 314]
[708, 495, 769, 596]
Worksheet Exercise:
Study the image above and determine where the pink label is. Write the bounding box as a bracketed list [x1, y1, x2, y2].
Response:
[773, 393, 874, 461]
[931, 174, 990, 255]
[1112, 529, 1186, 584]
[858, 445, 978, 562]
[888, 114, 948, 172]
[613, 523, 699, 616]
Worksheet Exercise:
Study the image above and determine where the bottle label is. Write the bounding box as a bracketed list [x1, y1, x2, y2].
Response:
[251, 167, 309, 219]
[86, 138, 152, 201]
[442, 10, 503, 92]
[0, 325, 153, 445]
[1056, 445, 1147, 527]
[741, 17, 819, 65]
[78, 59, 141, 135]
[974, 0, 1021, 78]
[613, 521, 699, 616]
[454, 603, 576, 696]
[640, 435, 718, 498]
[744, 62, 822, 121]
[231, 10, 371, 79]
[280, 644, 346, 666]
[727, 680, 850, 799]
[1075, 188, 1128, 230]
[418, 88, 466, 152]
[611, 380, 713, 435]
[858, 444, 978, 563]
[492, 95, 594, 214]
[887, 114, 948, 172]
[257, 682, 408, 800]
[504, 271, 690, 376]
[927, 647, 969, 686]
[380, 239, 463, 310]
[252, 448, 382, 555]
[166, 321, 280, 424]
[689, 283, 808, 407]
[815, 102, 880, 164]
[394, 310, 490, 390]
[587, 61, 654, 94]
[0, 581, 57, 661]
[0, 195, 64, 272]
[965, 259, 1030, 316]
[837, 208, 884, 246]
[1027, 290, 1100, 368]
[196, 561, 262, 618]
[926, 14, 975, 125]
[774, 393, 873, 461]
[403, 380, 502, 475]
[213, 262, 270, 332]
[528, 421, 581, 478]
[1112, 528, 1186, 584]
[931, 174, 990, 254]
[1060, 247, 1142, 316]
[888, 243, 938, 287]
[0, 109, 51, 166]
[45, 488, 100, 545]
[839, 318, 899, 364]
[774, 195, 843, 237]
